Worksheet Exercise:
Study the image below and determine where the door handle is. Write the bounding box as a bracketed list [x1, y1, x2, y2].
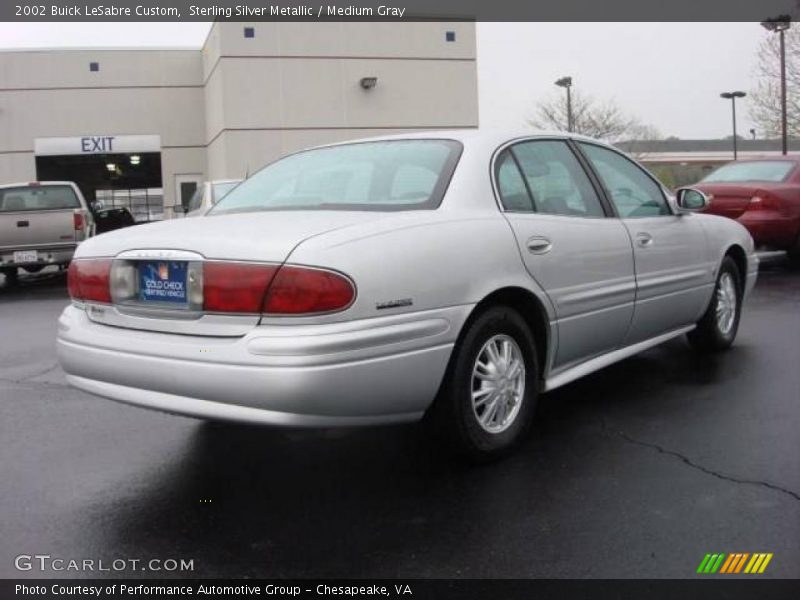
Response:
[636, 232, 653, 247]
[526, 236, 553, 254]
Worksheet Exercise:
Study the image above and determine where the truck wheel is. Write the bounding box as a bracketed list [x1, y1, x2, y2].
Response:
[687, 256, 742, 352]
[1, 267, 19, 286]
[430, 305, 538, 462]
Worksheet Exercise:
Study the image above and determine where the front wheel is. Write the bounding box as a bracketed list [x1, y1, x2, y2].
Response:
[687, 256, 742, 352]
[429, 305, 538, 462]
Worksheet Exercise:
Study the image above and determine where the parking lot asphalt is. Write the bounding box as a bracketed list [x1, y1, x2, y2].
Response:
[0, 260, 798, 580]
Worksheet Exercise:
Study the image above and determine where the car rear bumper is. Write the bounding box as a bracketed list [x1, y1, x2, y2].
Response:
[738, 212, 800, 250]
[0, 245, 76, 268]
[57, 304, 470, 426]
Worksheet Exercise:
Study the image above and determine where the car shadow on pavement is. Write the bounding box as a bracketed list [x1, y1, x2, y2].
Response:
[0, 269, 68, 303]
[84, 335, 756, 578]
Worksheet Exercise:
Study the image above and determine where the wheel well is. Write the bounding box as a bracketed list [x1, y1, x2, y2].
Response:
[725, 244, 747, 283]
[465, 287, 550, 379]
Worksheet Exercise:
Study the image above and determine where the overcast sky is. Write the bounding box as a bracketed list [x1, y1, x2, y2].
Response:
[0, 22, 767, 139]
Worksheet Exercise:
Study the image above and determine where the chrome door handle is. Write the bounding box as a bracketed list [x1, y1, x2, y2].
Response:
[636, 233, 653, 247]
[526, 237, 553, 254]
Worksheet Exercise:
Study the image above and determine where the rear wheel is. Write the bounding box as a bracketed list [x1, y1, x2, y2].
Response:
[687, 256, 742, 352]
[430, 305, 538, 461]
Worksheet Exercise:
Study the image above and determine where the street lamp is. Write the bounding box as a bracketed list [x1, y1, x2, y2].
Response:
[720, 91, 746, 160]
[761, 16, 791, 155]
[555, 76, 573, 132]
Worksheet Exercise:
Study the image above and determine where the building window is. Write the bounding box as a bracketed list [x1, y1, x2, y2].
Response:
[446, 31, 456, 42]
[244, 27, 255, 38]
[89, 62, 99, 72]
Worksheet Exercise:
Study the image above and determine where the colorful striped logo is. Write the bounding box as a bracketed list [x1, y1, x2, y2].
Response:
[696, 553, 773, 574]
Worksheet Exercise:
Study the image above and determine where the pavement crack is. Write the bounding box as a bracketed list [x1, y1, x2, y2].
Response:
[600, 418, 800, 503]
[0, 375, 69, 390]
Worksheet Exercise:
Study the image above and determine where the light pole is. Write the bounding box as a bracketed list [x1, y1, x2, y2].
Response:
[721, 91, 746, 160]
[555, 76, 573, 132]
[761, 16, 791, 155]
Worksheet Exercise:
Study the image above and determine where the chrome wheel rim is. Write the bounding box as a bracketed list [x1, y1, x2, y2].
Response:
[716, 272, 737, 335]
[471, 334, 525, 434]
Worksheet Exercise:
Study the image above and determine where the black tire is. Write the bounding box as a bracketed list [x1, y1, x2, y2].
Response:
[1, 267, 19, 286]
[787, 246, 800, 268]
[687, 256, 742, 352]
[429, 305, 539, 462]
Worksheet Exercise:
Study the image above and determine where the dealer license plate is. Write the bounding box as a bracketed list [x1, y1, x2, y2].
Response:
[138, 260, 189, 306]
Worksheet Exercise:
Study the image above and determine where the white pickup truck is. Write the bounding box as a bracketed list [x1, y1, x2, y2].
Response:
[0, 181, 94, 284]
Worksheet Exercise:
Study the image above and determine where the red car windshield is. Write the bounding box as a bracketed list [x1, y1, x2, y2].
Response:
[702, 161, 796, 183]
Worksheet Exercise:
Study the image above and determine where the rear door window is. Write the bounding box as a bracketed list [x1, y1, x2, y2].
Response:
[498, 140, 605, 217]
[0, 185, 80, 212]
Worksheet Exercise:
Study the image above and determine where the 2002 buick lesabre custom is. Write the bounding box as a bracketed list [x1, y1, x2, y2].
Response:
[57, 131, 758, 460]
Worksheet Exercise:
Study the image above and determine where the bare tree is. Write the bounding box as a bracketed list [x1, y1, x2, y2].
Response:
[750, 27, 800, 138]
[528, 90, 658, 144]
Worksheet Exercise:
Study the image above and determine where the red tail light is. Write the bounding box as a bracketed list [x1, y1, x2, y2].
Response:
[67, 259, 112, 303]
[263, 266, 355, 315]
[203, 262, 278, 313]
[73, 210, 85, 231]
[748, 194, 780, 211]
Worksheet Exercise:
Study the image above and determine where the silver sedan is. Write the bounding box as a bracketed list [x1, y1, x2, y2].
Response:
[57, 131, 758, 460]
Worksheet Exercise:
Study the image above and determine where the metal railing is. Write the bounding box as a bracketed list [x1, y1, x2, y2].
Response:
[95, 188, 164, 222]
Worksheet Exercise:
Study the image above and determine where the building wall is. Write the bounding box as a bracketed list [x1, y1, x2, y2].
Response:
[205, 21, 478, 178]
[0, 22, 478, 210]
[0, 49, 206, 208]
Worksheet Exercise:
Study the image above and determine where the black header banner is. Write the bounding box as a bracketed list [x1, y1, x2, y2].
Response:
[3, 579, 800, 600]
[2, 0, 800, 22]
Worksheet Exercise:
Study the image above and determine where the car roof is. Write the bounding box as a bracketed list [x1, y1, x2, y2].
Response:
[315, 129, 606, 152]
[0, 181, 78, 189]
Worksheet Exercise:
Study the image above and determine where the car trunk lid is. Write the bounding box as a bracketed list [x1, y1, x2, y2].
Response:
[693, 183, 757, 219]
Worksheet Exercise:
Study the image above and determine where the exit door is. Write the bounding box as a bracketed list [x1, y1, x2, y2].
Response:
[174, 174, 203, 218]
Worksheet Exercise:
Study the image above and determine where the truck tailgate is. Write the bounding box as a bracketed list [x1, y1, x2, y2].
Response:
[0, 209, 76, 250]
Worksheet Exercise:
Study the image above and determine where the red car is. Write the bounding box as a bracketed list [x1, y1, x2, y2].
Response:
[695, 158, 800, 263]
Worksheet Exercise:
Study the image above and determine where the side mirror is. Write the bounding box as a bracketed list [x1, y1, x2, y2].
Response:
[675, 188, 709, 213]
[91, 200, 104, 212]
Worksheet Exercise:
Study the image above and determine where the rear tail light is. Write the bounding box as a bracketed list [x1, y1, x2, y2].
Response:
[749, 192, 780, 211]
[263, 266, 355, 315]
[73, 210, 85, 231]
[203, 262, 278, 313]
[67, 259, 356, 316]
[67, 259, 112, 303]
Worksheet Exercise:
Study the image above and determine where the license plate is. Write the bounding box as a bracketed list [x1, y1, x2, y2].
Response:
[138, 260, 189, 306]
[13, 250, 38, 263]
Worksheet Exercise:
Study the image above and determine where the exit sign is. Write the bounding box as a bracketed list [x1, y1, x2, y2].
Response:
[34, 134, 161, 156]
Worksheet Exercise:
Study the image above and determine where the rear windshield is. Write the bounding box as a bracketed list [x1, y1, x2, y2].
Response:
[0, 185, 80, 212]
[210, 140, 462, 214]
[702, 161, 795, 183]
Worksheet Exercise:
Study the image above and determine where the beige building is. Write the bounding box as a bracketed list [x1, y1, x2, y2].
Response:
[0, 21, 478, 216]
